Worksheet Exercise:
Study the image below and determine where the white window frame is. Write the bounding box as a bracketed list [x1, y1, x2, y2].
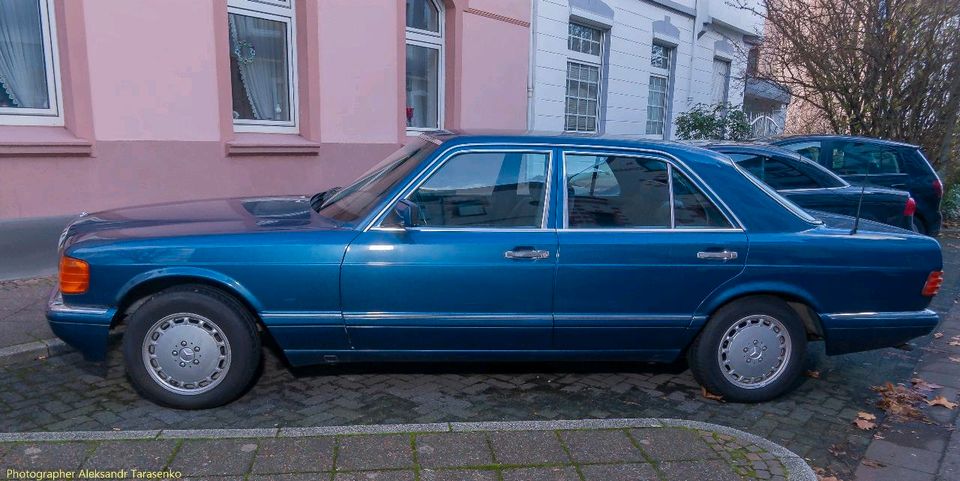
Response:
[0, 0, 64, 126]
[712, 58, 731, 107]
[565, 22, 604, 133]
[228, 0, 298, 134]
[405, 0, 444, 135]
[645, 43, 674, 138]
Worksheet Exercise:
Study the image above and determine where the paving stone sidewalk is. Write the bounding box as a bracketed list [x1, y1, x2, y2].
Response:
[0, 419, 813, 481]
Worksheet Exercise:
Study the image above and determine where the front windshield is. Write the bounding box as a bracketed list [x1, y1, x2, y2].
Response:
[315, 138, 438, 224]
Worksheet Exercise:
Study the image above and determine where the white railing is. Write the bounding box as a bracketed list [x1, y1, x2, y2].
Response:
[747, 113, 783, 138]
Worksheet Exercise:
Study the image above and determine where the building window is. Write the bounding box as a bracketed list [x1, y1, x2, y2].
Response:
[645, 43, 673, 137]
[406, 0, 444, 131]
[228, 0, 297, 133]
[565, 22, 603, 132]
[712, 59, 731, 106]
[0, 0, 62, 126]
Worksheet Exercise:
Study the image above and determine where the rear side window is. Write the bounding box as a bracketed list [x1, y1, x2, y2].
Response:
[563, 154, 732, 229]
[780, 141, 821, 162]
[830, 142, 904, 175]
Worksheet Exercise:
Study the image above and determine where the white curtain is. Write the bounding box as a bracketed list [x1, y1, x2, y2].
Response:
[711, 60, 731, 107]
[0, 0, 49, 109]
[229, 14, 289, 121]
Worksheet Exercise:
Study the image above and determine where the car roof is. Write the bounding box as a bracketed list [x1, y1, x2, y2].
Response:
[702, 142, 803, 159]
[421, 130, 736, 169]
[773, 134, 919, 149]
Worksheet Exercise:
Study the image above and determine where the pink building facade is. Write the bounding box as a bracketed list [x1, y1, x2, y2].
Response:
[0, 0, 532, 220]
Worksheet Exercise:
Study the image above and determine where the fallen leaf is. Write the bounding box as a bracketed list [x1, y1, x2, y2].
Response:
[857, 411, 877, 421]
[950, 335, 960, 346]
[701, 387, 724, 402]
[934, 332, 944, 339]
[854, 418, 876, 430]
[862, 458, 886, 468]
[911, 378, 944, 392]
[927, 396, 958, 409]
[828, 443, 847, 457]
[806, 370, 821, 379]
[951, 357, 960, 363]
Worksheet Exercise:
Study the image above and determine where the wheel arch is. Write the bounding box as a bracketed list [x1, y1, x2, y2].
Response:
[113, 268, 264, 330]
[694, 284, 826, 340]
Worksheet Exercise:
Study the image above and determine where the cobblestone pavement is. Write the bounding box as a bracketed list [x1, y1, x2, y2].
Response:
[0, 277, 55, 349]
[0, 421, 806, 481]
[1, 234, 958, 481]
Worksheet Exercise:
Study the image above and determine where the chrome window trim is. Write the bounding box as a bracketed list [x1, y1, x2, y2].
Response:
[777, 186, 847, 193]
[731, 161, 822, 225]
[559, 149, 743, 231]
[365, 147, 555, 232]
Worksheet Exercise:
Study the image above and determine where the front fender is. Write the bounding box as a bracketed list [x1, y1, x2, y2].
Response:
[115, 267, 265, 312]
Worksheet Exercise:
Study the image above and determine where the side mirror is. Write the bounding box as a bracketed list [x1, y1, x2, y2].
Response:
[385, 199, 421, 228]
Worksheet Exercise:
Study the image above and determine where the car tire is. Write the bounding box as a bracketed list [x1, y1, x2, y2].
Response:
[687, 296, 807, 403]
[122, 284, 261, 409]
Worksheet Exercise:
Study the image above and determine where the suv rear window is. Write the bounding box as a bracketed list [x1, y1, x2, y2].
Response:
[830, 142, 903, 175]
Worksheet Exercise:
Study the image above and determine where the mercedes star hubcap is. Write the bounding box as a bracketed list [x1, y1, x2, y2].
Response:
[142, 313, 231, 395]
[717, 314, 791, 389]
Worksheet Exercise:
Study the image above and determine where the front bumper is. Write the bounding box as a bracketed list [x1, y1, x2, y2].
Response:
[46, 289, 117, 361]
[821, 309, 939, 355]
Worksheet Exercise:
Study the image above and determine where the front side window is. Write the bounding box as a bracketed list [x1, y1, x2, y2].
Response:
[408, 151, 550, 228]
[646, 44, 674, 137]
[565, 22, 603, 133]
[0, 0, 62, 125]
[228, 0, 296, 132]
[831, 143, 903, 175]
[406, 0, 443, 131]
[564, 154, 731, 229]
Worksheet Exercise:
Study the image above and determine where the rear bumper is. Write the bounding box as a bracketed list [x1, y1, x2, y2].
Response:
[46, 289, 116, 361]
[821, 309, 939, 355]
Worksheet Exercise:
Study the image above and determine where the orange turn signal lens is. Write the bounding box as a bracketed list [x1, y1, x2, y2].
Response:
[922, 270, 943, 297]
[59, 256, 90, 294]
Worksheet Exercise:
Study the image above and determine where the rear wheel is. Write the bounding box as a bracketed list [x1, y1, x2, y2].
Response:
[122, 285, 261, 409]
[687, 297, 807, 402]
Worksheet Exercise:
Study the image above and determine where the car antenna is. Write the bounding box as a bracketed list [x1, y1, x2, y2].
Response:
[851, 173, 867, 235]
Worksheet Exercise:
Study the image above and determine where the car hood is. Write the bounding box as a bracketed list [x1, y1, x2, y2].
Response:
[62, 196, 343, 248]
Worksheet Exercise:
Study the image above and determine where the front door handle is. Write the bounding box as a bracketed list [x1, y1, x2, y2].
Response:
[505, 248, 551, 260]
[697, 250, 738, 261]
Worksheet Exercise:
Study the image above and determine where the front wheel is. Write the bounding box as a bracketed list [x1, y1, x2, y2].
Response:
[687, 297, 807, 402]
[122, 285, 261, 409]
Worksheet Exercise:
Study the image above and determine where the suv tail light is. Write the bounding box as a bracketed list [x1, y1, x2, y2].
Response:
[59, 256, 90, 294]
[904, 197, 917, 216]
[922, 271, 944, 297]
[933, 179, 943, 198]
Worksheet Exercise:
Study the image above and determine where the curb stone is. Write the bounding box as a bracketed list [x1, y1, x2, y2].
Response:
[0, 418, 817, 481]
[0, 338, 68, 367]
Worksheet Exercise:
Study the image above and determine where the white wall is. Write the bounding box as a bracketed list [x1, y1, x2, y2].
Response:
[529, 0, 760, 139]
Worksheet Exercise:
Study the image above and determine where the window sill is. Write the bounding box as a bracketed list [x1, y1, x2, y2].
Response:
[0, 125, 93, 157]
[226, 133, 321, 156]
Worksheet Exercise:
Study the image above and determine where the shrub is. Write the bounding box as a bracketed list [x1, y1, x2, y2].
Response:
[675, 103, 752, 141]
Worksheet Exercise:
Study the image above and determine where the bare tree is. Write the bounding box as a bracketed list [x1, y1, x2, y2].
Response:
[739, 0, 960, 180]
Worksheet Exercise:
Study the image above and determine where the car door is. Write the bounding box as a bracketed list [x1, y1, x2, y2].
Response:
[340, 148, 558, 353]
[553, 150, 747, 359]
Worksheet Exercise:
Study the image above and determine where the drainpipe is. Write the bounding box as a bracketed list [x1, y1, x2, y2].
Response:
[527, 0, 539, 130]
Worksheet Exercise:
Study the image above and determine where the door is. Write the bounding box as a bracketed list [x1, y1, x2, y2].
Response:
[554, 151, 747, 359]
[340, 149, 558, 352]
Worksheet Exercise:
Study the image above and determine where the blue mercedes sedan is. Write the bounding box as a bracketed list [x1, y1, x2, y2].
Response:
[48, 132, 943, 409]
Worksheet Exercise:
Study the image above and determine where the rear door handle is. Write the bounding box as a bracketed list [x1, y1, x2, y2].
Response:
[505, 248, 551, 260]
[697, 250, 738, 260]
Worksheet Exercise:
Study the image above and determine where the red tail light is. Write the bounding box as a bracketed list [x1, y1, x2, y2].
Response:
[922, 271, 943, 297]
[904, 197, 917, 216]
[933, 179, 943, 198]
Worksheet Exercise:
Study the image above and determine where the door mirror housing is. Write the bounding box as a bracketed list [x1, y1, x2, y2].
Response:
[384, 199, 421, 228]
